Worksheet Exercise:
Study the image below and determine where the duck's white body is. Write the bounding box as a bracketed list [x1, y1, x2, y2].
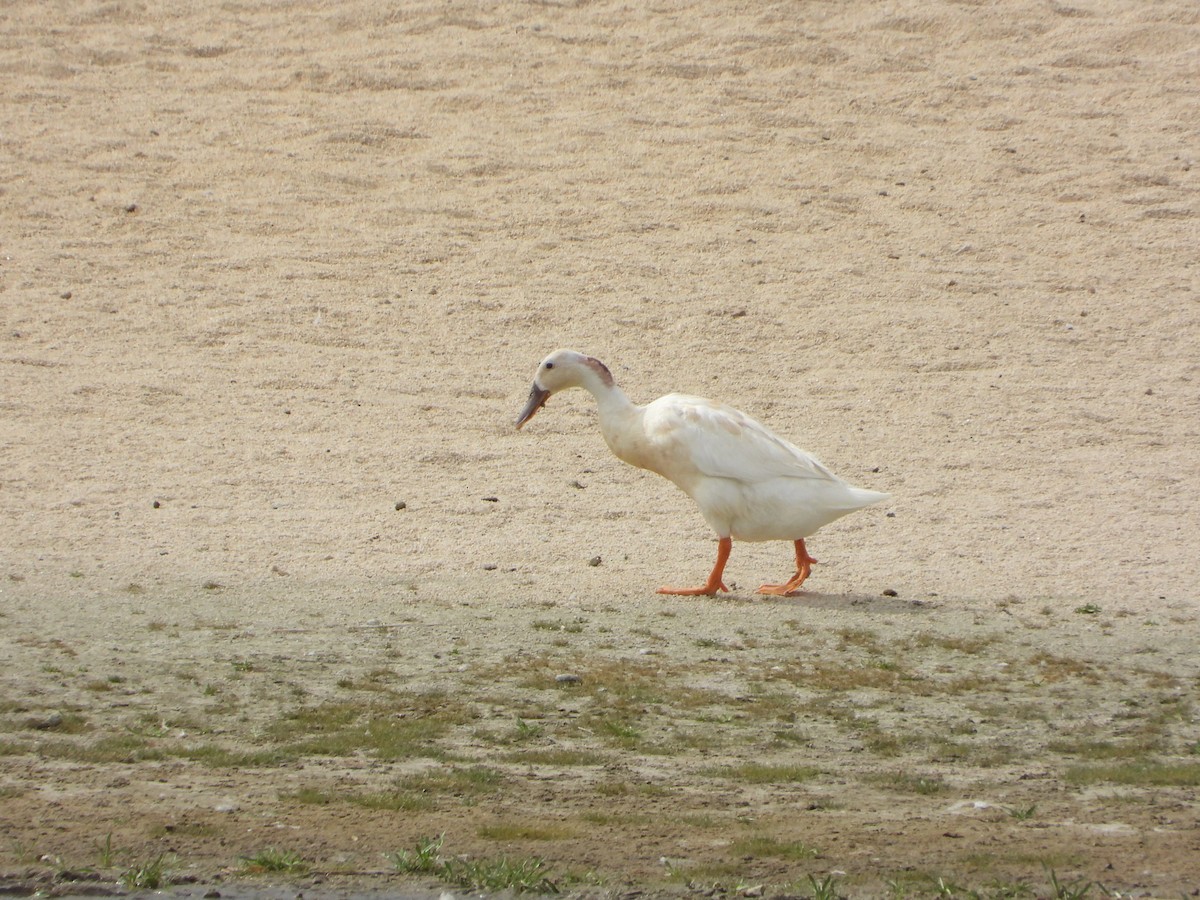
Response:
[517, 349, 888, 596]
[602, 390, 886, 542]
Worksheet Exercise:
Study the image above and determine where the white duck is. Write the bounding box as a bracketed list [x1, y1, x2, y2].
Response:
[516, 349, 888, 596]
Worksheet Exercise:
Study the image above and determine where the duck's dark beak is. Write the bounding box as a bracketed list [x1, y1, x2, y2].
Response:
[516, 383, 551, 430]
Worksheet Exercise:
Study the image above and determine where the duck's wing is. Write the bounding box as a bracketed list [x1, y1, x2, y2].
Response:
[643, 393, 840, 484]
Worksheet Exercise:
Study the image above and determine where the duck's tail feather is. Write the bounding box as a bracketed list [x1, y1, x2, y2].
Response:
[845, 487, 890, 510]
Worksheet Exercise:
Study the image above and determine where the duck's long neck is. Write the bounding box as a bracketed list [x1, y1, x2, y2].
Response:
[580, 374, 642, 465]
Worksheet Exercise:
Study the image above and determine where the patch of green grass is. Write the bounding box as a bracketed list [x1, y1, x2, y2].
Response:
[911, 632, 998, 655]
[336, 668, 403, 692]
[30, 712, 91, 735]
[769, 659, 918, 693]
[292, 716, 447, 759]
[1045, 867, 1103, 899]
[348, 789, 435, 812]
[238, 847, 309, 875]
[483, 716, 554, 747]
[1065, 760, 1200, 786]
[1047, 736, 1159, 760]
[977, 880, 1036, 898]
[444, 855, 559, 893]
[731, 834, 819, 860]
[863, 729, 923, 757]
[95, 833, 118, 867]
[712, 690, 794, 724]
[265, 701, 359, 739]
[770, 728, 813, 747]
[801, 873, 842, 900]
[129, 717, 187, 741]
[121, 853, 173, 890]
[888, 871, 1036, 899]
[593, 780, 629, 796]
[580, 809, 654, 827]
[40, 734, 164, 764]
[656, 727, 723, 754]
[477, 821, 575, 841]
[179, 744, 286, 767]
[265, 697, 465, 760]
[593, 716, 641, 747]
[513, 717, 545, 740]
[1005, 804, 1038, 821]
[388, 834, 444, 874]
[969, 742, 1023, 769]
[6, 836, 37, 864]
[388, 835, 558, 893]
[680, 812, 724, 828]
[391, 765, 504, 807]
[504, 747, 609, 766]
[662, 858, 747, 885]
[408, 764, 503, 791]
[709, 763, 820, 784]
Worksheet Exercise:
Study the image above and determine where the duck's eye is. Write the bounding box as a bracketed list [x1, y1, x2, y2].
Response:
[545, 362, 554, 370]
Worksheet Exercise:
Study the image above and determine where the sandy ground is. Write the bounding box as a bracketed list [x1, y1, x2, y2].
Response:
[1, 0, 1198, 897]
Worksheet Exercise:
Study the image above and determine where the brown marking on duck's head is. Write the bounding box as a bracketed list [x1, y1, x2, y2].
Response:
[583, 356, 614, 387]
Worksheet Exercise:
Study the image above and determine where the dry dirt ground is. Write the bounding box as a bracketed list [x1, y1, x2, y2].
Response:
[2, 0, 1199, 897]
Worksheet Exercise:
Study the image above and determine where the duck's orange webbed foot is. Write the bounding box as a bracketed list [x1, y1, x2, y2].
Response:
[657, 537, 731, 597]
[656, 581, 728, 597]
[757, 539, 818, 597]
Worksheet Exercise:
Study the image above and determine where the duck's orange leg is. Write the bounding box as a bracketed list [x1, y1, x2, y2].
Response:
[657, 537, 731, 597]
[758, 539, 818, 596]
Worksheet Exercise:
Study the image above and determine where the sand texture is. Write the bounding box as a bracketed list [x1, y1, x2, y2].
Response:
[1, 0, 1198, 896]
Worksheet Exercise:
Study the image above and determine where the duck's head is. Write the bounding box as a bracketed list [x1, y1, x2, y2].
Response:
[515, 349, 614, 429]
